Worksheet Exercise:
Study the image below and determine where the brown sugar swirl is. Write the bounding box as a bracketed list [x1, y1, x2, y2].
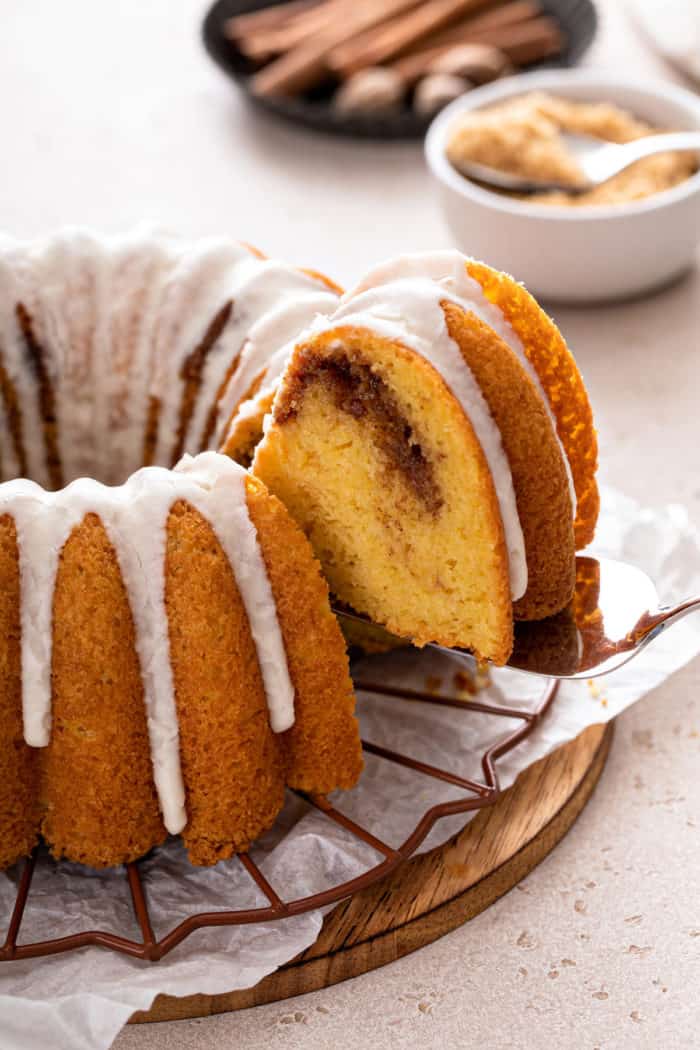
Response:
[274, 344, 443, 516]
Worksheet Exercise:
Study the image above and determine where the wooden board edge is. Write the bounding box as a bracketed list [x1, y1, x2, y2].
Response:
[132, 723, 613, 1024]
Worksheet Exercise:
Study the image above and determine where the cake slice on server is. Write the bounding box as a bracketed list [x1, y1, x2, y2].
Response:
[252, 251, 599, 664]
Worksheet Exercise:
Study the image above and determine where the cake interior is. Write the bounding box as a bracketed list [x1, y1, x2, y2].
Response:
[254, 328, 514, 662]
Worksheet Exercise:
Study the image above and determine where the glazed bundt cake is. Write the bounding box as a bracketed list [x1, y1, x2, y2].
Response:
[0, 231, 598, 868]
[253, 251, 598, 664]
[0, 231, 361, 871]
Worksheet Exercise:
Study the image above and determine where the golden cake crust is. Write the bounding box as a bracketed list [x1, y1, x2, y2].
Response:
[166, 500, 287, 866]
[245, 475, 363, 793]
[42, 514, 166, 868]
[466, 260, 599, 548]
[222, 389, 274, 467]
[442, 302, 576, 620]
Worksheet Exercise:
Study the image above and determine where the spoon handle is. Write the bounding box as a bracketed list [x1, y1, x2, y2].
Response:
[615, 131, 700, 165]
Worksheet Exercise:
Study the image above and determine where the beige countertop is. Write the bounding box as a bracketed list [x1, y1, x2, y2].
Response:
[2, 1, 698, 1046]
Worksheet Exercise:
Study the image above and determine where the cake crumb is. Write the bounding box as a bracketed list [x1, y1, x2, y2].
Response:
[453, 669, 477, 695]
[516, 930, 537, 949]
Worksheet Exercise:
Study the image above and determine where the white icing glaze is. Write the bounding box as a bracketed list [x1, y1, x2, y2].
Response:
[93, 230, 180, 486]
[149, 240, 260, 466]
[174, 453, 295, 734]
[0, 452, 295, 834]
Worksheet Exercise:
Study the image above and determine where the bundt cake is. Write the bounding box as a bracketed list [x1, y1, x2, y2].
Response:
[252, 251, 599, 664]
[0, 452, 362, 870]
[0, 231, 361, 871]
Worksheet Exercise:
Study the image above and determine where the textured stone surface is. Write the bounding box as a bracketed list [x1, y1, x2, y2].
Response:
[1, 0, 698, 1046]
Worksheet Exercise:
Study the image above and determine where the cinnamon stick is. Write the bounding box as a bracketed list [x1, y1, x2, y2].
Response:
[225, 0, 320, 40]
[239, 0, 347, 60]
[328, 0, 494, 78]
[251, 0, 422, 97]
[328, 0, 540, 76]
[392, 15, 563, 82]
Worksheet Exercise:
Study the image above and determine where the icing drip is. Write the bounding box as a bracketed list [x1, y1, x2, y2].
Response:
[93, 231, 180, 486]
[30, 231, 103, 484]
[0, 452, 295, 835]
[149, 241, 261, 467]
[175, 454, 295, 734]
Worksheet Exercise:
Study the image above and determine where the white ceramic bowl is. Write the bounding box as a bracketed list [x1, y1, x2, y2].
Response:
[425, 70, 700, 303]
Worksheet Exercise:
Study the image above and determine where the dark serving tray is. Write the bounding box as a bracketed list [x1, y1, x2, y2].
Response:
[202, 0, 598, 140]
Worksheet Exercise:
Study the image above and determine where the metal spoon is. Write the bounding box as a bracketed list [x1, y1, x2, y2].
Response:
[336, 556, 700, 680]
[455, 131, 700, 195]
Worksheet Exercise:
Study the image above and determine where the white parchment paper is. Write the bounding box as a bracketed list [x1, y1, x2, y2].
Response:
[1, 484, 699, 1050]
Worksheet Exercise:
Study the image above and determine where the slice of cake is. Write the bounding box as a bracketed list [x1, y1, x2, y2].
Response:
[253, 251, 598, 663]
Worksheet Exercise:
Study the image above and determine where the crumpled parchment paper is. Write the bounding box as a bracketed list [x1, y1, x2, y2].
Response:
[1, 483, 699, 1050]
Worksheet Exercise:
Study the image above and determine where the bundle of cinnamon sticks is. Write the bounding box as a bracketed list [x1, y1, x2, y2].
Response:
[225, 0, 564, 118]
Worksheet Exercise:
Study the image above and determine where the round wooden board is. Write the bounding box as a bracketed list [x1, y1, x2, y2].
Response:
[132, 721, 613, 1024]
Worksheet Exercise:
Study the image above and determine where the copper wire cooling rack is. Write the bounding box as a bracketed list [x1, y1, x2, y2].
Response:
[0, 674, 558, 963]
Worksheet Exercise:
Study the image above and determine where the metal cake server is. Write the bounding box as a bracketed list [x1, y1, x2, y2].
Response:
[456, 130, 700, 195]
[336, 556, 700, 680]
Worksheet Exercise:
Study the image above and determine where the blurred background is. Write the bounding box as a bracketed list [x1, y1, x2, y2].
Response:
[0, 0, 690, 275]
[2, 0, 699, 517]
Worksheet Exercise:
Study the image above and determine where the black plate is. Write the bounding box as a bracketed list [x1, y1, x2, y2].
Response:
[202, 0, 598, 140]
